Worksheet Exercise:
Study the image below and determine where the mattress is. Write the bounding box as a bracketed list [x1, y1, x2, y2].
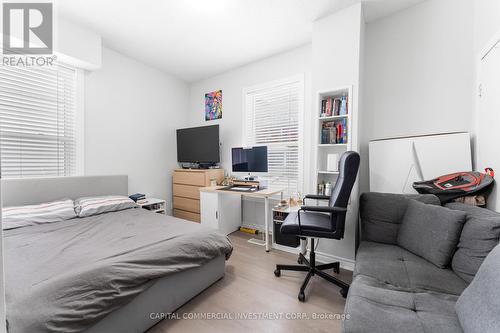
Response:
[3, 208, 233, 333]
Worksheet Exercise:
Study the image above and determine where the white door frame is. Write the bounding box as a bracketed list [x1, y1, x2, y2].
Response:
[475, 28, 500, 170]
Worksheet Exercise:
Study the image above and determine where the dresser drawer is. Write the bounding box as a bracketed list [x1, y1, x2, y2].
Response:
[173, 184, 201, 199]
[173, 209, 200, 223]
[173, 196, 200, 213]
[173, 171, 206, 186]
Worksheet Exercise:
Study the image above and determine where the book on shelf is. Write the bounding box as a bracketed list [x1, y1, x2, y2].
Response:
[340, 95, 348, 115]
[333, 98, 341, 116]
[320, 94, 348, 118]
[321, 118, 348, 144]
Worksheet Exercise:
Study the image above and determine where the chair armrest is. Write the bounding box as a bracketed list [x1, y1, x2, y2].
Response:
[303, 194, 330, 205]
[296, 205, 347, 234]
[300, 206, 347, 214]
[304, 194, 330, 200]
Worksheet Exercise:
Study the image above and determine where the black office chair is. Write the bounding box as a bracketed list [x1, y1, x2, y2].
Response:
[274, 151, 360, 302]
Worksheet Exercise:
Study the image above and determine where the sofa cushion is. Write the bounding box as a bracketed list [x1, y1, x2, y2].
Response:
[343, 274, 462, 333]
[360, 192, 440, 245]
[455, 244, 500, 333]
[355, 241, 468, 295]
[445, 202, 500, 283]
[397, 200, 466, 268]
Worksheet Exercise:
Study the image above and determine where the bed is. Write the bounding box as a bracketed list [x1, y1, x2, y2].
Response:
[2, 175, 233, 333]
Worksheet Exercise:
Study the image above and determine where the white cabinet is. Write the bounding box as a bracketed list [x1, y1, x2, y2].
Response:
[200, 192, 242, 235]
[200, 192, 219, 230]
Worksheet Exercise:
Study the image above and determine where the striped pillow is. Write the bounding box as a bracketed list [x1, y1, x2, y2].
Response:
[75, 195, 137, 217]
[2, 199, 77, 230]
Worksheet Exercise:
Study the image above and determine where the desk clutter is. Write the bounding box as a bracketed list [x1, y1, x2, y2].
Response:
[220, 176, 262, 192]
[317, 181, 333, 196]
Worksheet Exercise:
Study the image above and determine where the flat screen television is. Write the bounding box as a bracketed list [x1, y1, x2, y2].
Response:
[232, 146, 268, 173]
[176, 125, 220, 164]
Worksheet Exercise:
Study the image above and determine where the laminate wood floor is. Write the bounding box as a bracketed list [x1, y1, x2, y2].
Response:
[148, 232, 352, 333]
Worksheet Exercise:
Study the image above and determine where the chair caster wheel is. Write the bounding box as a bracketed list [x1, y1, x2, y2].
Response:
[297, 257, 303, 264]
[340, 288, 349, 298]
[298, 291, 305, 302]
[274, 269, 281, 277]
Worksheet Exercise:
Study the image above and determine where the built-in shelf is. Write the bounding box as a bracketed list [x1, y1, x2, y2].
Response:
[318, 143, 348, 147]
[315, 86, 353, 195]
[317, 170, 340, 175]
[319, 115, 348, 121]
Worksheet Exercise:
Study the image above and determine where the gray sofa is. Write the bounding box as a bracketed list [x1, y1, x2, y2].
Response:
[343, 193, 500, 333]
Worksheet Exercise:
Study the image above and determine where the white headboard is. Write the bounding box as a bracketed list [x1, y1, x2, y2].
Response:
[1, 175, 128, 207]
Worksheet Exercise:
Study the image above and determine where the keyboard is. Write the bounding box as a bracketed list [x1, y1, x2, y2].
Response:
[220, 186, 258, 192]
[231, 187, 254, 192]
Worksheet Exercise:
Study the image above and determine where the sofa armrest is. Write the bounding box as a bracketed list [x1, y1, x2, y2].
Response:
[359, 192, 440, 245]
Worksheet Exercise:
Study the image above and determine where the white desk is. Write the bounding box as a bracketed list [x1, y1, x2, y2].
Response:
[199, 186, 284, 252]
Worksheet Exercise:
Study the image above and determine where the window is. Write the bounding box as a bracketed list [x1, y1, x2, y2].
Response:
[244, 76, 304, 196]
[0, 64, 81, 178]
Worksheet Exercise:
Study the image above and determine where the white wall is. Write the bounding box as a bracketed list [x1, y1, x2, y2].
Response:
[312, 4, 363, 263]
[361, 0, 475, 192]
[186, 45, 312, 229]
[85, 48, 189, 211]
[187, 44, 312, 172]
[56, 18, 102, 70]
[474, 0, 500, 54]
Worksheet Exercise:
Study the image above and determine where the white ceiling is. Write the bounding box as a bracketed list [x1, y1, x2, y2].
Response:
[58, 0, 425, 82]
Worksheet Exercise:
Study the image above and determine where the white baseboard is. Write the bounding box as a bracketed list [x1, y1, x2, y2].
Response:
[315, 251, 355, 271]
[241, 222, 267, 232]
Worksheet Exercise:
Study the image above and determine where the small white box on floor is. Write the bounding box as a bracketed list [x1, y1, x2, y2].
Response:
[327, 154, 339, 172]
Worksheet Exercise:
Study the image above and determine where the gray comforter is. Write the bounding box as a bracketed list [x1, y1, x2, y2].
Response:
[3, 208, 233, 333]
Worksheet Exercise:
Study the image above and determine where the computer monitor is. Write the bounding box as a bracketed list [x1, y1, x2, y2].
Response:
[231, 146, 268, 173]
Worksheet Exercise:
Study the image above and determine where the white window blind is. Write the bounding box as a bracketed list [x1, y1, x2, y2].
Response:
[0, 64, 78, 178]
[244, 77, 303, 196]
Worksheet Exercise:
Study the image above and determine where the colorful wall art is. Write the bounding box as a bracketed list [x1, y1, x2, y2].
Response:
[205, 90, 222, 121]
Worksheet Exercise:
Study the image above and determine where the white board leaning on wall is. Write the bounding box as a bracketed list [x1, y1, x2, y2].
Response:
[369, 132, 472, 194]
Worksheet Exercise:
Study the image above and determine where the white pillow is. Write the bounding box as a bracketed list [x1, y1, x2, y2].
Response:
[74, 195, 137, 217]
[2, 199, 76, 230]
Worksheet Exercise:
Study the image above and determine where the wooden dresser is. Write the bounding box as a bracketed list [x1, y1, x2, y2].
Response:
[172, 168, 224, 222]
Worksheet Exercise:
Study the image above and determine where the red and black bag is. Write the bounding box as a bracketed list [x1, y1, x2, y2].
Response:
[412, 168, 495, 204]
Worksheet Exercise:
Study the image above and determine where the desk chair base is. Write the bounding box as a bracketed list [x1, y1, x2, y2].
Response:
[274, 239, 349, 302]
